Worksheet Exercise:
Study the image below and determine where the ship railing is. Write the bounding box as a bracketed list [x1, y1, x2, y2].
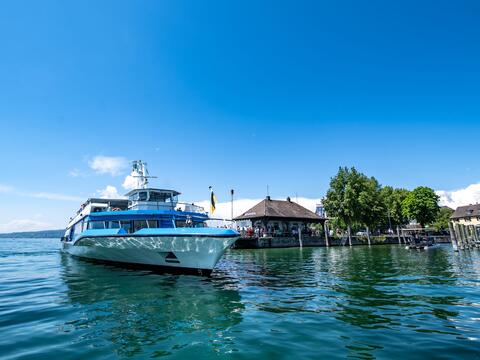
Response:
[206, 218, 237, 229]
[176, 202, 207, 214]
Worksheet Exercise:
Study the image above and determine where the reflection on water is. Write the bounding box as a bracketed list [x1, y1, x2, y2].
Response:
[1, 239, 480, 359]
[60, 254, 244, 358]
[219, 246, 480, 359]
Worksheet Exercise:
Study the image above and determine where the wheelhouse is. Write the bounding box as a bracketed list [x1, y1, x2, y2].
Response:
[126, 188, 180, 210]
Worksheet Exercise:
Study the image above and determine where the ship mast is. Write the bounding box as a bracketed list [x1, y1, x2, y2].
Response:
[131, 160, 156, 189]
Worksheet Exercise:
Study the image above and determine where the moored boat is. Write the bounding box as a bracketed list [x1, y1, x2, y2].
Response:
[61, 161, 239, 275]
[405, 235, 438, 251]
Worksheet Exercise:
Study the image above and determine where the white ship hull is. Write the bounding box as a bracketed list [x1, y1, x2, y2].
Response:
[63, 234, 238, 275]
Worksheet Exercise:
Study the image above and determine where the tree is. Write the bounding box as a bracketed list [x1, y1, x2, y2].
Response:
[430, 206, 454, 231]
[402, 186, 440, 228]
[358, 176, 385, 242]
[323, 167, 384, 245]
[323, 167, 355, 244]
[380, 186, 410, 227]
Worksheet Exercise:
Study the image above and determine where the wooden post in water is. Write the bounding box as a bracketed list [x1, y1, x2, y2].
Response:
[396, 226, 401, 244]
[366, 226, 371, 246]
[457, 224, 465, 250]
[464, 225, 468, 249]
[467, 225, 477, 249]
[347, 225, 352, 246]
[298, 226, 303, 248]
[473, 225, 479, 246]
[449, 221, 459, 251]
[324, 221, 329, 247]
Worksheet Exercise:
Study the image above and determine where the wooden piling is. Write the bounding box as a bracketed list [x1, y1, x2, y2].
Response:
[449, 221, 459, 251]
[324, 222, 329, 247]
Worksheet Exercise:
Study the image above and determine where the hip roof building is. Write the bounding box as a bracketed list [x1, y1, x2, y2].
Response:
[234, 196, 325, 236]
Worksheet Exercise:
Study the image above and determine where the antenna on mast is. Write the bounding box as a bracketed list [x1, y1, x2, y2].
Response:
[131, 160, 157, 189]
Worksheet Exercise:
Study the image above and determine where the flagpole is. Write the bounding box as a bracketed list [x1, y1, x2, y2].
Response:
[230, 189, 234, 220]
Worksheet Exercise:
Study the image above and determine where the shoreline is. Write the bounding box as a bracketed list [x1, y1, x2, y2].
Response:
[233, 235, 451, 249]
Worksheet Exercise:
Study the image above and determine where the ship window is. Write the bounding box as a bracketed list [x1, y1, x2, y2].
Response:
[134, 220, 148, 232]
[72, 221, 84, 238]
[149, 192, 165, 202]
[175, 220, 187, 228]
[166, 195, 178, 203]
[88, 221, 105, 230]
[194, 222, 206, 228]
[147, 220, 158, 228]
[107, 221, 120, 229]
[138, 192, 148, 201]
[120, 221, 132, 233]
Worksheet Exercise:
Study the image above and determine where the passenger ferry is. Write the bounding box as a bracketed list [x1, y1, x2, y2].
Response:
[61, 161, 239, 275]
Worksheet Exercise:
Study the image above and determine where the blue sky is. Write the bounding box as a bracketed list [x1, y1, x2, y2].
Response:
[0, 0, 479, 231]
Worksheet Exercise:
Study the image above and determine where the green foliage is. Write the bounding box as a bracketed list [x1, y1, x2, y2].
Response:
[358, 176, 385, 229]
[380, 186, 410, 226]
[323, 167, 354, 227]
[323, 167, 385, 230]
[430, 207, 454, 231]
[402, 187, 440, 227]
[324, 168, 441, 233]
[327, 217, 347, 235]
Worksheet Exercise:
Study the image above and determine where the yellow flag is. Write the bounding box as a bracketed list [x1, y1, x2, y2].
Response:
[209, 186, 216, 214]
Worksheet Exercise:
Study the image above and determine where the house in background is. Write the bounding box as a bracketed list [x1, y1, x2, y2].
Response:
[450, 204, 480, 247]
[451, 204, 480, 227]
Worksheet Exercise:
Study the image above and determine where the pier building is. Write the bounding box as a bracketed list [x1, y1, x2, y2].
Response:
[233, 196, 326, 248]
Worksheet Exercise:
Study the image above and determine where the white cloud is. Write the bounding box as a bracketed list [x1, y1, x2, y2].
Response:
[0, 183, 81, 202]
[437, 182, 480, 209]
[122, 172, 141, 190]
[68, 168, 87, 178]
[0, 218, 54, 233]
[97, 185, 124, 199]
[89, 156, 129, 176]
[27, 192, 83, 202]
[0, 184, 14, 193]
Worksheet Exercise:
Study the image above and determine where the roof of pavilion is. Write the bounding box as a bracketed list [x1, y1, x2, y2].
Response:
[234, 197, 324, 222]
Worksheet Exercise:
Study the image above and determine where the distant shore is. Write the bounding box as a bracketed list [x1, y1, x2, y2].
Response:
[0, 230, 64, 239]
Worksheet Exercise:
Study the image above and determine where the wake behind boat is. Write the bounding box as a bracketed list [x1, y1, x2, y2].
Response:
[61, 161, 239, 275]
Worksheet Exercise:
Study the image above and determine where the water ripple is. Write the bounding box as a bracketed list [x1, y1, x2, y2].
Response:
[1, 239, 480, 359]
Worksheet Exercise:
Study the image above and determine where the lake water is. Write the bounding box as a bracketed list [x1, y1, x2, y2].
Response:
[1, 238, 480, 359]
